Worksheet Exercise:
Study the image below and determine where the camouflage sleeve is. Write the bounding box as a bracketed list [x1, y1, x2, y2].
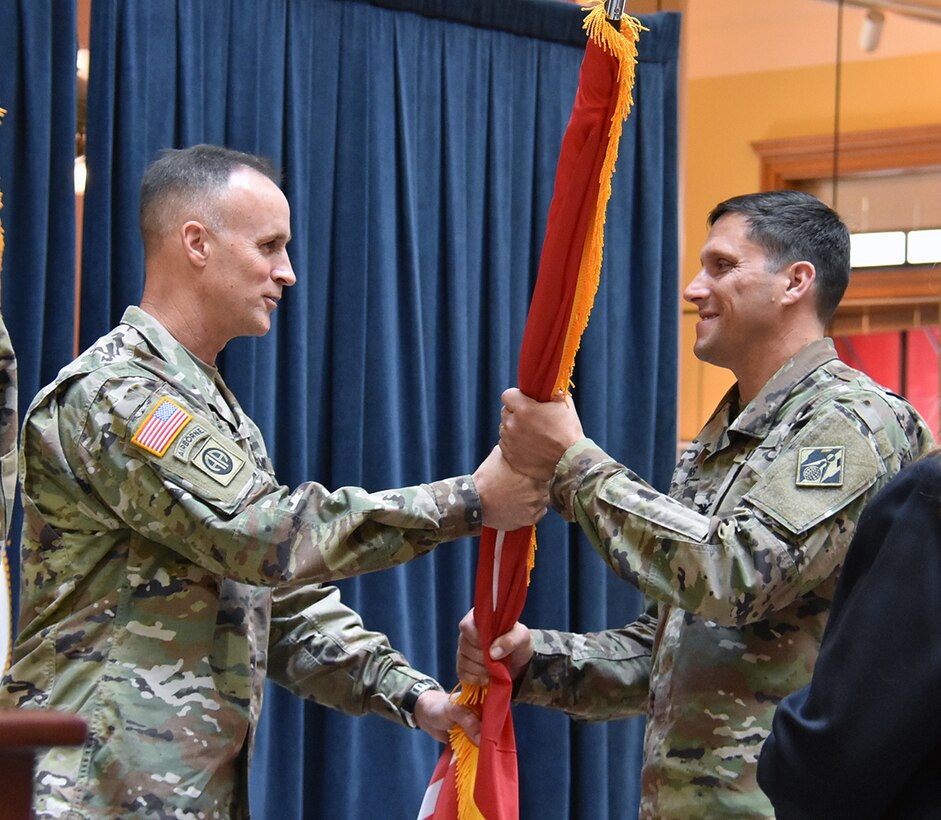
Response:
[551, 398, 918, 627]
[58, 374, 481, 586]
[0, 312, 16, 544]
[512, 606, 655, 721]
[267, 584, 436, 728]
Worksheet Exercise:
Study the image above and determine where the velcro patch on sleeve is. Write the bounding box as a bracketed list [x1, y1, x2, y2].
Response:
[131, 397, 193, 457]
[746, 408, 885, 534]
[119, 389, 257, 511]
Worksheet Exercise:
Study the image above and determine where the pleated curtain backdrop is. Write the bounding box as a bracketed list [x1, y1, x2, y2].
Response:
[80, 1, 680, 817]
[0, 0, 78, 626]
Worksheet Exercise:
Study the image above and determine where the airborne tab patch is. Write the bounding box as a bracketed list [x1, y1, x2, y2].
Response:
[131, 398, 193, 457]
[796, 446, 845, 487]
[173, 424, 209, 462]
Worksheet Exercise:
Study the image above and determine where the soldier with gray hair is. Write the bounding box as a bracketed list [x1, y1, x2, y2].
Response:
[0, 144, 548, 817]
[457, 190, 933, 818]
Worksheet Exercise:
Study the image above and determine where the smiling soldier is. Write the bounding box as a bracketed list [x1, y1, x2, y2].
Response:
[457, 190, 933, 819]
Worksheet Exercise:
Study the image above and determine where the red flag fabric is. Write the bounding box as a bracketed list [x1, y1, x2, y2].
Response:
[421, 6, 642, 818]
[418, 741, 460, 819]
[0, 105, 13, 676]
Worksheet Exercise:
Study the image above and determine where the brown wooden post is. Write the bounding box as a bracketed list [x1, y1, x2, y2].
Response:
[0, 710, 87, 819]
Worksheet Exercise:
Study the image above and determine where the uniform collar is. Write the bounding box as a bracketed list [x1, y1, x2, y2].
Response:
[122, 306, 257, 439]
[698, 338, 838, 450]
[120, 305, 228, 410]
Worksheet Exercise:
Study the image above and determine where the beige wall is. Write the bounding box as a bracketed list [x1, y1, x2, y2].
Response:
[679, 48, 941, 440]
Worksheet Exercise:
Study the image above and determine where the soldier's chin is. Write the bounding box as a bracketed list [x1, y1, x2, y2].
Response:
[692, 340, 712, 364]
[249, 316, 272, 337]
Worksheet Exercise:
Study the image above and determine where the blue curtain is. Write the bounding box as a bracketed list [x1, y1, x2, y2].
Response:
[81, 1, 680, 816]
[0, 0, 77, 627]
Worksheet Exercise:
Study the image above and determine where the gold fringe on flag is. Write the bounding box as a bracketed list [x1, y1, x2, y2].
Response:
[449, 676, 487, 819]
[554, 5, 645, 397]
[449, 727, 486, 820]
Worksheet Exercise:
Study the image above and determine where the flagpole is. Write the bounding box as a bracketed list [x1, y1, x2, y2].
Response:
[605, 0, 627, 22]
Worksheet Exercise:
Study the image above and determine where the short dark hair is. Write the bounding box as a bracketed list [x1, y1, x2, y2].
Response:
[139, 144, 281, 253]
[708, 190, 850, 324]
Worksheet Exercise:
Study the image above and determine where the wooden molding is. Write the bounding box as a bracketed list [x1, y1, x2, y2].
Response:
[752, 124, 941, 334]
[830, 266, 941, 335]
[752, 123, 941, 190]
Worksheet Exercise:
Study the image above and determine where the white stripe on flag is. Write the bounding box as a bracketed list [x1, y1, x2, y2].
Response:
[417, 778, 444, 820]
[492, 529, 505, 611]
[417, 751, 455, 820]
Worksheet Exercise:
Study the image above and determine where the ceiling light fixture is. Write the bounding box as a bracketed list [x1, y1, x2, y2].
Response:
[859, 7, 886, 50]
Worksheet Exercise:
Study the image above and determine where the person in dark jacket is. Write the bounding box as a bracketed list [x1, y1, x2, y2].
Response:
[758, 448, 941, 819]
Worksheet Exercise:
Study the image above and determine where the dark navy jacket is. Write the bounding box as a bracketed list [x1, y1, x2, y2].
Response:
[758, 454, 941, 819]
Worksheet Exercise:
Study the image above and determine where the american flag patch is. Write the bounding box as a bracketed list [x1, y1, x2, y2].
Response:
[131, 398, 193, 457]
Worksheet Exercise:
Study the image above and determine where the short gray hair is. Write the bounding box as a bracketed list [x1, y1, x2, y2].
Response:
[139, 144, 281, 254]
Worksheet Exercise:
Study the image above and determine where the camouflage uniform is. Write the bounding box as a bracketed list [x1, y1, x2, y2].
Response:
[0, 309, 16, 544]
[0, 306, 481, 818]
[514, 339, 933, 819]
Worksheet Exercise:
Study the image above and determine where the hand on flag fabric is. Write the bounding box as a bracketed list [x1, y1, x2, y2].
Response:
[414, 689, 481, 746]
[456, 609, 533, 687]
[499, 388, 585, 481]
[472, 445, 549, 532]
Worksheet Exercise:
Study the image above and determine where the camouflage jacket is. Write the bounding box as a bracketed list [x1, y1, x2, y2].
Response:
[0, 309, 16, 545]
[0, 306, 480, 818]
[515, 339, 933, 819]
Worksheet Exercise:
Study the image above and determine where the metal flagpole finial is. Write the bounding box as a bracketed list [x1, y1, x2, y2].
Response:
[605, 0, 627, 22]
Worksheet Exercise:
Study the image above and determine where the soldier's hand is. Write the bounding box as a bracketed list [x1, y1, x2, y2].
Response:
[499, 388, 584, 481]
[414, 689, 480, 745]
[456, 608, 533, 686]
[473, 446, 548, 532]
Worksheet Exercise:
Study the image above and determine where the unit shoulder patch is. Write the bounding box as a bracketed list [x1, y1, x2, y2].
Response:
[795, 446, 845, 487]
[189, 436, 246, 487]
[127, 396, 253, 509]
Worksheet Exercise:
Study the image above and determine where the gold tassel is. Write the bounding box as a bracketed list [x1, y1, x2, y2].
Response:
[553, 5, 645, 397]
[525, 527, 537, 587]
[449, 725, 486, 820]
[450, 681, 486, 817]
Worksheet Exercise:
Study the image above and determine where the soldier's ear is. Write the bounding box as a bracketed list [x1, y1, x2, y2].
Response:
[181, 221, 211, 269]
[780, 261, 815, 306]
